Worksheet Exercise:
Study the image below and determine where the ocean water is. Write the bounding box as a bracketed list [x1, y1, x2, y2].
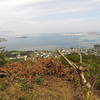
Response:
[0, 33, 100, 50]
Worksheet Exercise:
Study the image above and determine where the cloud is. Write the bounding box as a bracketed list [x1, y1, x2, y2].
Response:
[0, 0, 100, 37]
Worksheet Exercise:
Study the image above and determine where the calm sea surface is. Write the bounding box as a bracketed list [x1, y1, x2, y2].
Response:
[0, 34, 100, 50]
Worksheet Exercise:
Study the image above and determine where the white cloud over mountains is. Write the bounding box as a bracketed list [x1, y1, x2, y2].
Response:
[0, 0, 100, 37]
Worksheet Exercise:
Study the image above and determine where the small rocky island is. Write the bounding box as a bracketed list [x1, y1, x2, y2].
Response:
[16, 36, 28, 39]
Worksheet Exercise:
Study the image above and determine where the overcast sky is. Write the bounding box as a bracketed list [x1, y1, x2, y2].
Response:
[0, 0, 100, 37]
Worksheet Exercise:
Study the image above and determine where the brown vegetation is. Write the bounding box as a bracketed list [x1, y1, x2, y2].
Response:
[0, 58, 68, 79]
[0, 57, 99, 100]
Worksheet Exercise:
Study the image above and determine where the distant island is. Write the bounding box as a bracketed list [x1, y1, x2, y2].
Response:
[16, 36, 28, 39]
[0, 38, 7, 42]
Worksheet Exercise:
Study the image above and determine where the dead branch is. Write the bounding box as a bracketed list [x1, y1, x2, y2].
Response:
[79, 52, 83, 65]
[57, 49, 91, 89]
[0, 72, 8, 78]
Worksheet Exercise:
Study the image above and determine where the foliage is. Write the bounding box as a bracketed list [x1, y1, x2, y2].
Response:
[60, 53, 81, 66]
[0, 58, 67, 79]
[0, 55, 99, 100]
[35, 75, 45, 85]
[0, 51, 7, 67]
[60, 53, 100, 90]
[86, 89, 93, 100]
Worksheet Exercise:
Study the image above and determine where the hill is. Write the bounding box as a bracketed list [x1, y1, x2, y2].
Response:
[0, 53, 100, 100]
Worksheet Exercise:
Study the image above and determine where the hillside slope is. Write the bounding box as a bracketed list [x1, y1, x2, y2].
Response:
[0, 58, 99, 100]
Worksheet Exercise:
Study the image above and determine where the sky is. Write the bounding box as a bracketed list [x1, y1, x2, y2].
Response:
[0, 0, 100, 37]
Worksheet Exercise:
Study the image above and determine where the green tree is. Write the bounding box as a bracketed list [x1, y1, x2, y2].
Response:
[0, 48, 7, 67]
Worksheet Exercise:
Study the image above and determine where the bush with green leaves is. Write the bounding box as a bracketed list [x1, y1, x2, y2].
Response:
[60, 53, 100, 90]
[0, 52, 7, 67]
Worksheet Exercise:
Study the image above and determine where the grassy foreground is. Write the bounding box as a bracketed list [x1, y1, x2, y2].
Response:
[0, 55, 100, 100]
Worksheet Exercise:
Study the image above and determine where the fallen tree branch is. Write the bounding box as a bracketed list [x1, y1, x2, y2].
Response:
[0, 72, 8, 77]
[57, 49, 91, 89]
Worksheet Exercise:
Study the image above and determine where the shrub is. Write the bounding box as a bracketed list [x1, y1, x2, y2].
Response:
[0, 52, 7, 67]
[36, 75, 45, 85]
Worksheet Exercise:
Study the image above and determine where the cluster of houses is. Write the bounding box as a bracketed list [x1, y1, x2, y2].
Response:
[6, 50, 58, 61]
[60, 46, 100, 56]
[33, 50, 58, 58]
[9, 54, 27, 61]
[1, 44, 100, 61]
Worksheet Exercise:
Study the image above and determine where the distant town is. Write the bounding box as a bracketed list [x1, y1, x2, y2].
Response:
[0, 44, 100, 61]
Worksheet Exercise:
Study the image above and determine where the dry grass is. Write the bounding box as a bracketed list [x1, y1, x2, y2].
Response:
[0, 58, 99, 100]
[0, 76, 85, 100]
